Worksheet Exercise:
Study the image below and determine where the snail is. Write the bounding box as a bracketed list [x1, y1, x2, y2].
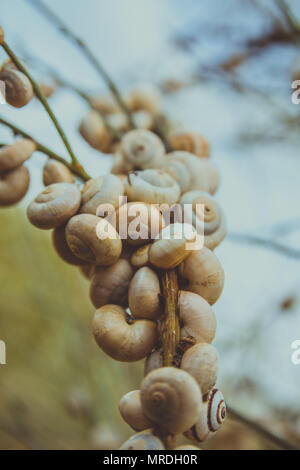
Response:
[124, 169, 181, 205]
[0, 66, 33, 108]
[43, 160, 74, 186]
[126, 85, 160, 114]
[174, 445, 201, 450]
[92, 304, 157, 362]
[140, 367, 202, 433]
[119, 129, 164, 171]
[66, 214, 122, 266]
[27, 183, 81, 230]
[178, 246, 224, 305]
[38, 83, 55, 98]
[180, 342, 219, 396]
[53, 224, 86, 266]
[149, 223, 198, 270]
[0, 165, 30, 207]
[168, 151, 219, 194]
[130, 244, 151, 268]
[115, 202, 164, 246]
[128, 267, 161, 320]
[144, 349, 163, 376]
[80, 174, 124, 215]
[169, 132, 210, 158]
[79, 264, 96, 280]
[89, 94, 120, 115]
[90, 258, 134, 308]
[178, 291, 216, 344]
[133, 110, 154, 130]
[0, 139, 36, 173]
[119, 429, 165, 450]
[180, 191, 226, 250]
[161, 156, 191, 193]
[184, 389, 226, 442]
[119, 390, 153, 431]
[79, 110, 113, 153]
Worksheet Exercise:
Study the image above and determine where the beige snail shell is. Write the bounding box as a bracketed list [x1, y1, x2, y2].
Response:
[92, 304, 157, 362]
[79, 264, 96, 280]
[80, 174, 124, 215]
[126, 85, 160, 114]
[89, 94, 120, 115]
[52, 224, 86, 266]
[180, 191, 226, 250]
[174, 445, 202, 450]
[161, 156, 191, 193]
[178, 247, 224, 305]
[90, 258, 134, 308]
[178, 291, 216, 344]
[0, 139, 36, 173]
[0, 68, 33, 108]
[169, 132, 210, 158]
[124, 169, 180, 205]
[119, 429, 165, 450]
[119, 129, 164, 171]
[27, 183, 81, 230]
[184, 389, 226, 442]
[128, 267, 161, 320]
[130, 244, 151, 268]
[43, 160, 74, 186]
[79, 110, 113, 153]
[180, 342, 219, 396]
[119, 390, 153, 431]
[144, 349, 163, 376]
[140, 367, 202, 434]
[0, 165, 30, 207]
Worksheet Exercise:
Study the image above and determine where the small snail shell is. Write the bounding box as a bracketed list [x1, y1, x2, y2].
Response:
[133, 110, 154, 130]
[161, 157, 191, 193]
[180, 191, 226, 250]
[130, 244, 151, 268]
[92, 304, 157, 362]
[79, 110, 113, 153]
[0, 165, 30, 207]
[90, 258, 134, 308]
[66, 214, 122, 266]
[80, 175, 124, 215]
[184, 389, 226, 442]
[89, 94, 120, 115]
[119, 429, 165, 450]
[179, 247, 224, 305]
[168, 151, 219, 194]
[116, 202, 165, 246]
[149, 223, 197, 270]
[0, 27, 4, 44]
[119, 390, 153, 431]
[52, 224, 86, 266]
[169, 132, 210, 158]
[79, 264, 95, 280]
[111, 152, 128, 175]
[119, 129, 164, 170]
[39, 83, 55, 98]
[43, 160, 74, 186]
[128, 267, 161, 320]
[140, 367, 202, 433]
[0, 139, 36, 173]
[124, 170, 180, 205]
[179, 291, 216, 344]
[174, 445, 201, 450]
[27, 183, 81, 230]
[107, 112, 129, 134]
[0, 68, 33, 108]
[180, 343, 219, 396]
[126, 85, 160, 114]
[144, 349, 163, 376]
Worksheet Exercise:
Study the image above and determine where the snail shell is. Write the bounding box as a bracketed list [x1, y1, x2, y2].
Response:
[43, 160, 74, 186]
[0, 68, 33, 108]
[184, 389, 226, 442]
[180, 191, 226, 250]
[128, 267, 161, 320]
[124, 169, 180, 205]
[174, 445, 202, 450]
[119, 429, 165, 450]
[130, 244, 151, 268]
[79, 110, 113, 153]
[169, 132, 210, 158]
[140, 367, 202, 433]
[0, 165, 30, 207]
[80, 174, 124, 215]
[119, 390, 153, 431]
[119, 129, 164, 170]
[144, 349, 163, 376]
[52, 224, 86, 266]
[126, 85, 160, 114]
[0, 139, 36, 173]
[179, 291, 217, 344]
[89, 94, 120, 115]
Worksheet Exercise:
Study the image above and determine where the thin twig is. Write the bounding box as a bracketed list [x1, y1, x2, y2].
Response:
[160, 269, 180, 367]
[274, 0, 300, 32]
[1, 40, 79, 167]
[0, 116, 90, 181]
[228, 232, 300, 259]
[26, 0, 136, 129]
[227, 406, 299, 450]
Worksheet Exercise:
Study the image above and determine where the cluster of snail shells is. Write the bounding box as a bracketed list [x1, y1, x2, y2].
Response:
[0, 61, 34, 108]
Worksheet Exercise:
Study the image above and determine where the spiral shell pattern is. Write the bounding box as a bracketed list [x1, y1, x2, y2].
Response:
[120, 129, 164, 170]
[169, 132, 210, 158]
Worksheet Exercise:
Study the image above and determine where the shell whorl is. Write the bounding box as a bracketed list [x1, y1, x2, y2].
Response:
[207, 388, 226, 432]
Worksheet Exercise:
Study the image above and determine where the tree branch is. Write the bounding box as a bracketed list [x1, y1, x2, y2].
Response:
[160, 269, 180, 367]
[228, 232, 300, 259]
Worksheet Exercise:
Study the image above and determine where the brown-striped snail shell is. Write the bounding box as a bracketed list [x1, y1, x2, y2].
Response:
[179, 247, 224, 305]
[65, 214, 122, 266]
[140, 367, 202, 433]
[124, 169, 180, 205]
[180, 191, 226, 250]
[169, 132, 210, 158]
[119, 429, 165, 450]
[52, 224, 86, 266]
[90, 258, 134, 308]
[92, 304, 157, 362]
[0, 165, 30, 206]
[0, 67, 33, 108]
[43, 160, 74, 186]
[119, 390, 153, 431]
[128, 267, 161, 320]
[119, 129, 164, 170]
[0, 139, 36, 173]
[27, 183, 81, 230]
[184, 389, 226, 442]
[180, 342, 219, 396]
[80, 174, 124, 215]
[130, 244, 151, 268]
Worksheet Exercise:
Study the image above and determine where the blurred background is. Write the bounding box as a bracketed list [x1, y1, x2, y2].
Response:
[0, 0, 300, 450]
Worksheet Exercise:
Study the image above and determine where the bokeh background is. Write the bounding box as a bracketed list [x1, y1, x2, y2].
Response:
[0, 0, 300, 450]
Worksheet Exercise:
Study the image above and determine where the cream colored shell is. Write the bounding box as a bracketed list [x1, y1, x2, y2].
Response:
[124, 169, 180, 205]
[169, 132, 210, 158]
[130, 244, 151, 268]
[79, 110, 113, 153]
[119, 129, 164, 170]
[119, 390, 153, 431]
[80, 174, 124, 215]
[0, 68, 33, 108]
[43, 160, 74, 186]
[0, 139, 36, 173]
[119, 429, 165, 450]
[128, 267, 161, 320]
[0, 165, 30, 207]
